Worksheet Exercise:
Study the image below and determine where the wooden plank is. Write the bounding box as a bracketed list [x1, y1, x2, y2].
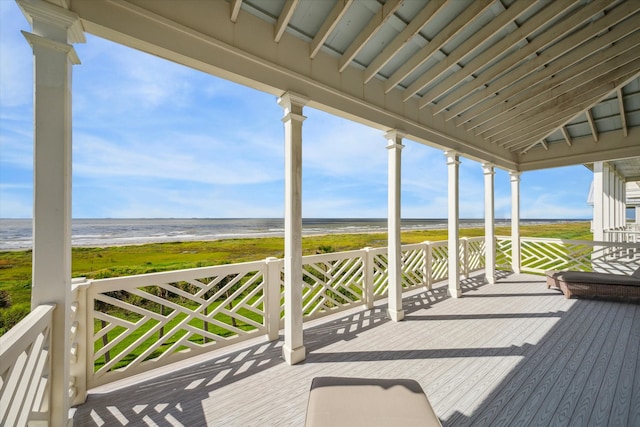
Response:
[588, 304, 636, 425]
[434, 292, 571, 419]
[627, 306, 640, 426]
[548, 302, 623, 425]
[606, 305, 639, 426]
[526, 300, 610, 425]
[500, 299, 606, 425]
[465, 298, 604, 426]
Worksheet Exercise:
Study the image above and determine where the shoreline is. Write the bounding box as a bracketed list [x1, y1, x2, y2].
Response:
[0, 220, 591, 252]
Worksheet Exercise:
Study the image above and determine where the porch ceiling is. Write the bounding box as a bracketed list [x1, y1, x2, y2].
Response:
[47, 0, 640, 175]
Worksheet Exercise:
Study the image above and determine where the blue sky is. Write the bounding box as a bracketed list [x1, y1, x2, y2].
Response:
[0, 2, 594, 220]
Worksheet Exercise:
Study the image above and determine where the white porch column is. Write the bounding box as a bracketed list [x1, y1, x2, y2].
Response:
[510, 171, 521, 274]
[445, 151, 461, 298]
[593, 162, 605, 241]
[483, 164, 496, 284]
[277, 92, 308, 365]
[386, 130, 405, 321]
[636, 206, 640, 226]
[18, 0, 84, 424]
[604, 164, 612, 233]
[620, 176, 626, 227]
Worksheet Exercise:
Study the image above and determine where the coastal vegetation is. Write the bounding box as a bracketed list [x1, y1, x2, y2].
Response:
[0, 222, 591, 335]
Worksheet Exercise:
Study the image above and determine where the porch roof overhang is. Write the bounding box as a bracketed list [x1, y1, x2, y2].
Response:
[32, 0, 640, 178]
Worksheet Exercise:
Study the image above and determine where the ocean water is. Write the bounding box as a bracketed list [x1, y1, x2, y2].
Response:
[0, 218, 580, 251]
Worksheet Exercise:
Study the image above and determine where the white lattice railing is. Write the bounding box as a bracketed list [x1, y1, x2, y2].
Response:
[301, 250, 366, 321]
[497, 236, 640, 275]
[82, 238, 491, 387]
[0, 304, 54, 427]
[87, 260, 277, 387]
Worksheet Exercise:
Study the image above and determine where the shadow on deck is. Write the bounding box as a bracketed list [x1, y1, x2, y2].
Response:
[74, 272, 640, 426]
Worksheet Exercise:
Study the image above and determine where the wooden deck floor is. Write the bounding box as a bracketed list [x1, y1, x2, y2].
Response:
[74, 272, 640, 426]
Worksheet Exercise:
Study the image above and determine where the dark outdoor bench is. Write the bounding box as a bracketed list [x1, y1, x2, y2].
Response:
[546, 268, 640, 301]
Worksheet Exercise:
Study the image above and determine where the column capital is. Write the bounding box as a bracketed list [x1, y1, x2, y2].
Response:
[277, 91, 309, 109]
[386, 141, 405, 150]
[444, 150, 460, 165]
[384, 129, 406, 141]
[509, 170, 522, 181]
[482, 163, 495, 175]
[22, 31, 80, 65]
[281, 112, 306, 123]
[18, 0, 85, 44]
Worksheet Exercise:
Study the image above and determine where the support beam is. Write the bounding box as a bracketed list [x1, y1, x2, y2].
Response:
[364, 0, 447, 84]
[586, 109, 599, 142]
[338, 0, 402, 72]
[403, 0, 535, 102]
[277, 91, 308, 365]
[386, 130, 405, 321]
[445, 151, 461, 298]
[418, 0, 578, 109]
[274, 0, 298, 43]
[441, 0, 629, 119]
[483, 164, 496, 284]
[561, 126, 572, 146]
[309, 0, 353, 59]
[384, 0, 493, 93]
[617, 87, 628, 137]
[18, 0, 83, 423]
[465, 19, 640, 134]
[230, 0, 242, 23]
[510, 171, 521, 273]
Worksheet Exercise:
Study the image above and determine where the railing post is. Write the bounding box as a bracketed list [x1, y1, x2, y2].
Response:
[363, 247, 374, 309]
[423, 242, 432, 291]
[70, 278, 91, 406]
[265, 257, 282, 342]
[461, 237, 470, 279]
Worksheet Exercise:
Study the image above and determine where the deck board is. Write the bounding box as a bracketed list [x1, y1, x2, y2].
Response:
[73, 272, 639, 427]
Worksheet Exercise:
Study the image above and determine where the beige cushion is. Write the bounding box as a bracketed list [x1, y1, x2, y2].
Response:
[305, 377, 442, 427]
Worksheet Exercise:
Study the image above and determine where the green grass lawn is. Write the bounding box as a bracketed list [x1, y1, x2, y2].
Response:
[0, 221, 591, 335]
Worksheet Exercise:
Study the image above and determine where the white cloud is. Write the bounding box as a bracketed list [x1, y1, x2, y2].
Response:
[73, 131, 283, 186]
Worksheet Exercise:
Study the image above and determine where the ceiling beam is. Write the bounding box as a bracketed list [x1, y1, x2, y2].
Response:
[338, 0, 402, 73]
[475, 48, 640, 139]
[444, 0, 636, 122]
[310, 0, 353, 59]
[230, 0, 242, 23]
[417, 0, 580, 109]
[274, 0, 299, 43]
[617, 87, 628, 137]
[461, 20, 640, 131]
[402, 0, 536, 102]
[383, 0, 494, 93]
[363, 0, 448, 84]
[500, 70, 640, 150]
[561, 126, 573, 146]
[521, 139, 550, 154]
[586, 109, 599, 142]
[434, 0, 616, 116]
[518, 127, 640, 171]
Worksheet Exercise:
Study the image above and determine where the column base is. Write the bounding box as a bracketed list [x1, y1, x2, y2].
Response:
[282, 344, 306, 365]
[448, 287, 462, 298]
[387, 308, 405, 322]
[485, 275, 496, 285]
